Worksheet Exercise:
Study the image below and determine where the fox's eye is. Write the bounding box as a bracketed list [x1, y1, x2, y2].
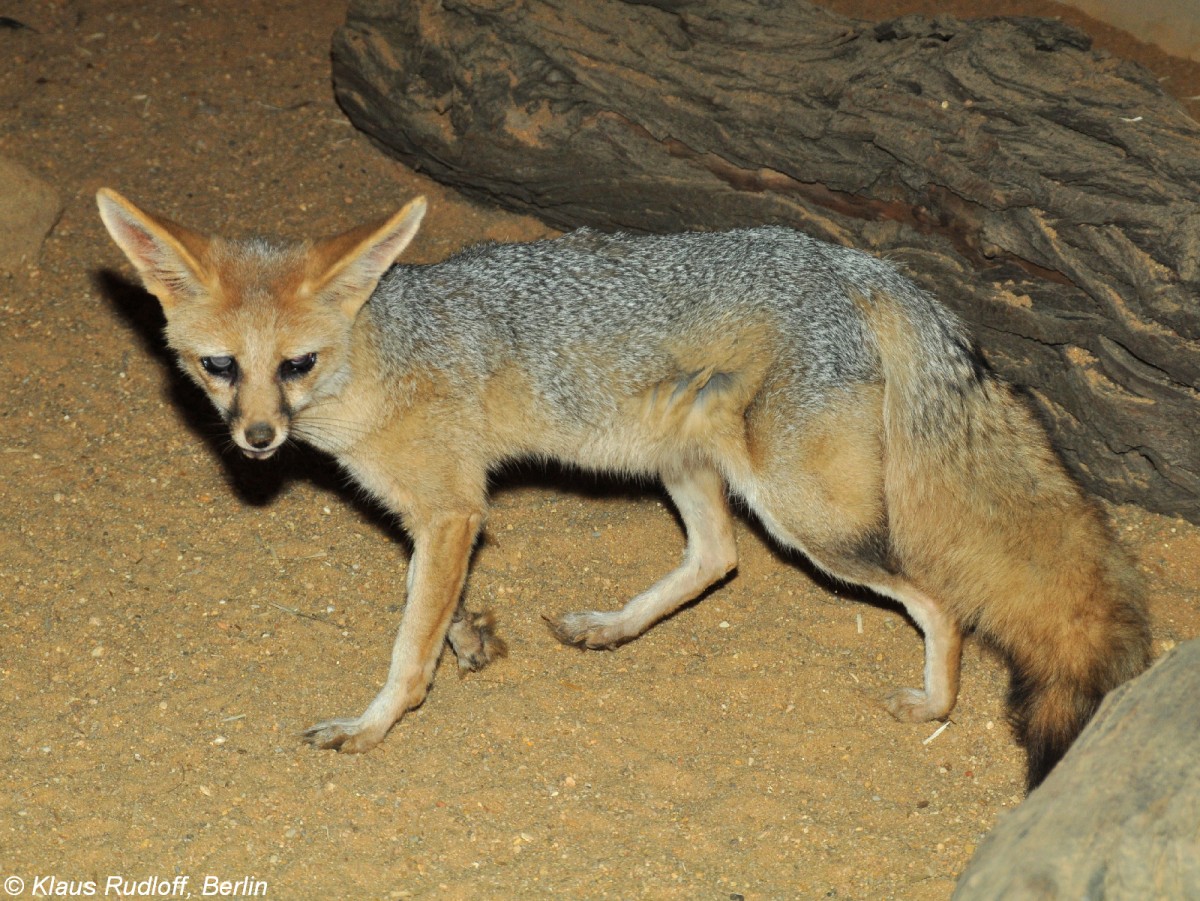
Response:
[279, 352, 317, 380]
[200, 355, 237, 379]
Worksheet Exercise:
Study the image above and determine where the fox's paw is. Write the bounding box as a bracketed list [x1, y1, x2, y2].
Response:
[543, 610, 630, 650]
[884, 688, 950, 723]
[447, 610, 508, 673]
[302, 716, 388, 754]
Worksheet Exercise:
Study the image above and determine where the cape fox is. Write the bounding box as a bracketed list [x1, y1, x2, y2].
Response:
[97, 188, 1150, 789]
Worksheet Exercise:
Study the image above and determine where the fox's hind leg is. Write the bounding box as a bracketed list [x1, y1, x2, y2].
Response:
[734, 383, 964, 723]
[874, 582, 961, 721]
[754, 496, 964, 723]
[548, 464, 737, 648]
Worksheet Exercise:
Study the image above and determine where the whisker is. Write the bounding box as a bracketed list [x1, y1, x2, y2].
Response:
[290, 427, 370, 447]
[294, 414, 371, 430]
[290, 413, 374, 446]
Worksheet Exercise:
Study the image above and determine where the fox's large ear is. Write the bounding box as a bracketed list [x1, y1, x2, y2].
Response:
[307, 196, 427, 318]
[96, 188, 213, 311]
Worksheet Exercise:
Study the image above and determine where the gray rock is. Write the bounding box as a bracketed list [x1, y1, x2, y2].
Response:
[954, 640, 1200, 900]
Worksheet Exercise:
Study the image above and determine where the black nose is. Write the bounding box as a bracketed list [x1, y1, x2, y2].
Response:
[244, 423, 276, 449]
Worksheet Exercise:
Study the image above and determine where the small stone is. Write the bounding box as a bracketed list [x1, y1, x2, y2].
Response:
[0, 155, 62, 273]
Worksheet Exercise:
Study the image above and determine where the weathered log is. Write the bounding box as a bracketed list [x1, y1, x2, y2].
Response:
[953, 639, 1200, 899]
[332, 1, 1200, 522]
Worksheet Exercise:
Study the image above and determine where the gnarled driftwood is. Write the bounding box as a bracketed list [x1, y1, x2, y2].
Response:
[333, 1, 1200, 521]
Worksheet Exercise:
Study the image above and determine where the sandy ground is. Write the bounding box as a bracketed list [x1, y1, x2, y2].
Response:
[1, 1, 1197, 898]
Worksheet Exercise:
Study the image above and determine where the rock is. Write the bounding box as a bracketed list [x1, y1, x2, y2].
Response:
[0, 155, 63, 274]
[953, 639, 1200, 900]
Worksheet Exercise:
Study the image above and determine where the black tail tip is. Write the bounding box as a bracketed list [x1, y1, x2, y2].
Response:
[1008, 674, 1095, 794]
[1023, 739, 1070, 792]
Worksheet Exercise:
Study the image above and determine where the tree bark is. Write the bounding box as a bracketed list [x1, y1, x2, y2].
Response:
[953, 640, 1200, 900]
[332, 0, 1200, 522]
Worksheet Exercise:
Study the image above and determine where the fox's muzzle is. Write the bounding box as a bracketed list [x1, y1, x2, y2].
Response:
[237, 420, 285, 460]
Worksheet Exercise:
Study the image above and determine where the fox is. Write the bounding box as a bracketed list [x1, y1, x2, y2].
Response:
[96, 187, 1151, 790]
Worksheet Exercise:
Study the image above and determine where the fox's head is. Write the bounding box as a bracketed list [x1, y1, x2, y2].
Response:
[96, 189, 425, 459]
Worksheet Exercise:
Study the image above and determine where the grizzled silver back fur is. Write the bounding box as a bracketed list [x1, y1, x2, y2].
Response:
[368, 227, 979, 441]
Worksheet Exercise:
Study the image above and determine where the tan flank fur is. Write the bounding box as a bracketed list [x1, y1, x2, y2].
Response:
[96, 189, 1151, 789]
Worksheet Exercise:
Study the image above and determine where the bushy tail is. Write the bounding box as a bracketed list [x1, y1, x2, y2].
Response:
[856, 276, 1151, 790]
[1010, 595, 1148, 789]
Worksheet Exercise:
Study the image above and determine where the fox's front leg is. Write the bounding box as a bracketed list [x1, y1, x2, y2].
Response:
[304, 511, 482, 753]
[548, 465, 738, 648]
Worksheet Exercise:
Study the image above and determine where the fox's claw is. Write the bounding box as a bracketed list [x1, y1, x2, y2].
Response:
[447, 610, 508, 673]
[302, 716, 387, 753]
[543, 611, 630, 650]
[884, 687, 947, 723]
